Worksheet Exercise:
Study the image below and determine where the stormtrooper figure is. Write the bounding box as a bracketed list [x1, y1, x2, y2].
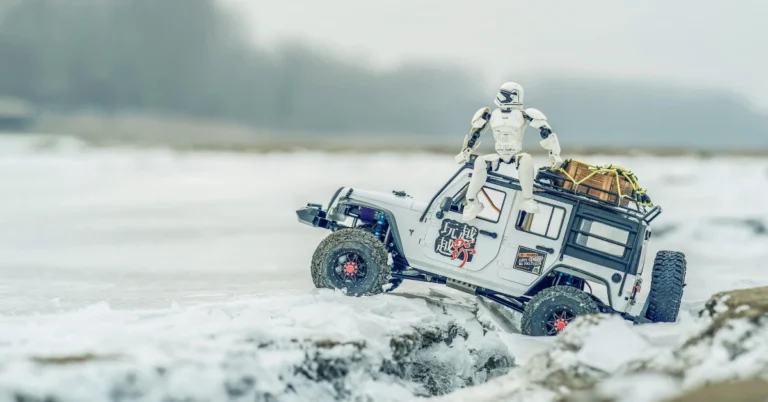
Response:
[455, 82, 563, 222]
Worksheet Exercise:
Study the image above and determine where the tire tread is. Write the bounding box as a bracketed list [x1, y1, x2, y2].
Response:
[521, 285, 600, 336]
[645, 250, 686, 323]
[310, 229, 390, 296]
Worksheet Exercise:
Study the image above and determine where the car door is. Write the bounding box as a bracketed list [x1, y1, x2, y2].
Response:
[421, 181, 514, 277]
[498, 198, 572, 286]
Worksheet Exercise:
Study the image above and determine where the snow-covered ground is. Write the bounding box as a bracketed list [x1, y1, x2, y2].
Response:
[0, 134, 767, 401]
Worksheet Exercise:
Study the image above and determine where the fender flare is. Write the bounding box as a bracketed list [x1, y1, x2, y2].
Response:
[336, 200, 409, 266]
[525, 264, 616, 309]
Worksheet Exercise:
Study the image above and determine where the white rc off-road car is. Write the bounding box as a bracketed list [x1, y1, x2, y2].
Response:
[297, 158, 686, 336]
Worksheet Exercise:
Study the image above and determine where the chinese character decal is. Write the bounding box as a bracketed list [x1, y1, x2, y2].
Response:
[434, 219, 479, 268]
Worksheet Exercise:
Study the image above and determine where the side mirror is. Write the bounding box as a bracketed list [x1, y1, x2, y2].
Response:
[436, 197, 453, 219]
[439, 196, 453, 212]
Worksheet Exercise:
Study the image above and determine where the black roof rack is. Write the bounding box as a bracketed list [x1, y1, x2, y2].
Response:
[419, 159, 663, 225]
[489, 169, 662, 224]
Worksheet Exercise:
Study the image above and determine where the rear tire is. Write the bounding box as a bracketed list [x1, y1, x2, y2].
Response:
[521, 286, 600, 336]
[645, 250, 686, 323]
[311, 229, 390, 296]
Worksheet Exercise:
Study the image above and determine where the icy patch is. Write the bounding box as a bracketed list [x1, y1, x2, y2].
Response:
[0, 291, 513, 401]
[565, 373, 681, 402]
[0, 134, 88, 155]
[435, 315, 651, 402]
[575, 316, 650, 373]
[447, 287, 768, 402]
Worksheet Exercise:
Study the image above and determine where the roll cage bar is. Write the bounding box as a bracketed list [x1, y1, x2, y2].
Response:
[419, 157, 662, 225]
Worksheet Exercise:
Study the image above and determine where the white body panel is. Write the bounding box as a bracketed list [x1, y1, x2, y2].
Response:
[497, 197, 572, 285]
[337, 187, 470, 283]
[420, 180, 515, 280]
[331, 171, 644, 313]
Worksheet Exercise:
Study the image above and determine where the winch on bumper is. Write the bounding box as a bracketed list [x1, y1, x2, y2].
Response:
[296, 204, 332, 229]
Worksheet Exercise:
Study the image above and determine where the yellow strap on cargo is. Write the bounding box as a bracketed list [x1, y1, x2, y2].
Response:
[551, 159, 653, 207]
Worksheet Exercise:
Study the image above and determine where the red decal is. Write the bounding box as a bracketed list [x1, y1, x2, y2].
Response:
[450, 238, 477, 268]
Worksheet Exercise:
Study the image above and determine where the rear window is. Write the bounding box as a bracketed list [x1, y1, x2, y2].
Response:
[516, 203, 565, 240]
[575, 220, 629, 257]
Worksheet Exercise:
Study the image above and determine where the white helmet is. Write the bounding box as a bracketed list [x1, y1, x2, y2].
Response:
[494, 82, 524, 109]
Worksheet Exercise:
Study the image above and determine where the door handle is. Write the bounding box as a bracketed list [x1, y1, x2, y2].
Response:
[536, 245, 555, 254]
[479, 230, 498, 239]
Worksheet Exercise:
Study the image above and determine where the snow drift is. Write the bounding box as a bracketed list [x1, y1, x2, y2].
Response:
[437, 286, 768, 402]
[4, 287, 768, 402]
[1, 138, 767, 401]
[0, 290, 513, 402]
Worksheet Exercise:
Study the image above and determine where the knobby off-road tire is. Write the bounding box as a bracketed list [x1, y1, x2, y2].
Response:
[521, 286, 600, 336]
[310, 229, 390, 296]
[645, 250, 687, 323]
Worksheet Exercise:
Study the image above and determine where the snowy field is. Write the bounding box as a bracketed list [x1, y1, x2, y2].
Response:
[0, 135, 767, 401]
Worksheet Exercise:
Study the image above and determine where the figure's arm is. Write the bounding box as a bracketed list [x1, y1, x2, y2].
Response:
[524, 108, 563, 168]
[455, 107, 491, 164]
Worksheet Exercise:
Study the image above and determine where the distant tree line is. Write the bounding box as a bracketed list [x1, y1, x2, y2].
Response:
[0, 0, 484, 137]
[0, 0, 766, 148]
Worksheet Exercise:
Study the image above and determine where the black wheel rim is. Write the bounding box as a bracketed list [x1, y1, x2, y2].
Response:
[330, 252, 368, 286]
[545, 309, 575, 335]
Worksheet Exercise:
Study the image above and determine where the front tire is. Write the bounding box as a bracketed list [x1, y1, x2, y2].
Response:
[521, 286, 600, 336]
[311, 229, 390, 296]
[645, 251, 686, 323]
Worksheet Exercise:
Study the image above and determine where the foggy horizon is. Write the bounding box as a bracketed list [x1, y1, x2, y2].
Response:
[227, 0, 768, 111]
[0, 0, 765, 150]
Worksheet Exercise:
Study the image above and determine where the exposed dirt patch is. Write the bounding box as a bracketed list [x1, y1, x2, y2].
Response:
[670, 379, 768, 402]
[689, 286, 768, 346]
[30, 353, 123, 365]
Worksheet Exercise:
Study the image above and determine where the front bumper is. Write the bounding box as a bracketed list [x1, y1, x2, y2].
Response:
[296, 203, 331, 228]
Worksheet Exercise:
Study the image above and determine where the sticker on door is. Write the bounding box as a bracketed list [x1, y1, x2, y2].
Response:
[513, 246, 547, 275]
[434, 219, 478, 268]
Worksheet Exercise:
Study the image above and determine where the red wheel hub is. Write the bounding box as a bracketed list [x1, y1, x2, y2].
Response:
[554, 318, 568, 332]
[343, 262, 359, 276]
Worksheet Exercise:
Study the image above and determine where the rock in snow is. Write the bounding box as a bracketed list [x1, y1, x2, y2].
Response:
[0, 287, 768, 401]
[0, 290, 513, 402]
[437, 286, 768, 402]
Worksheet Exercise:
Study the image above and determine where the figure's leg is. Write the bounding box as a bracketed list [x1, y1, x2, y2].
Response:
[516, 153, 540, 213]
[463, 154, 497, 222]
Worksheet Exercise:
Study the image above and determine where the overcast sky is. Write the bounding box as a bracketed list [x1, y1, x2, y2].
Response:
[225, 0, 767, 111]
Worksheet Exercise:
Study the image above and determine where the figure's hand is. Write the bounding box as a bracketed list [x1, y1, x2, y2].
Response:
[455, 148, 472, 164]
[549, 153, 564, 169]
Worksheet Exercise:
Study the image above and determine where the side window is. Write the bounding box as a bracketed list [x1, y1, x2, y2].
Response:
[449, 185, 506, 223]
[476, 187, 505, 222]
[575, 220, 629, 257]
[516, 203, 565, 239]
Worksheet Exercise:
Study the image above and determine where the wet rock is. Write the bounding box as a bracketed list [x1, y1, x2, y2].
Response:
[691, 286, 768, 344]
[30, 353, 122, 365]
[12, 395, 59, 402]
[524, 315, 617, 392]
[442, 287, 768, 402]
[669, 379, 768, 402]
[641, 286, 768, 392]
[224, 375, 256, 398]
[382, 321, 511, 397]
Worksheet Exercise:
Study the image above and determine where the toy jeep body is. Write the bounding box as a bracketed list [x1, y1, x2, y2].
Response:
[297, 158, 686, 336]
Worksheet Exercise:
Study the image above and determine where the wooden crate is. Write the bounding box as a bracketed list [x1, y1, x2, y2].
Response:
[554, 160, 635, 206]
[610, 173, 636, 207]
